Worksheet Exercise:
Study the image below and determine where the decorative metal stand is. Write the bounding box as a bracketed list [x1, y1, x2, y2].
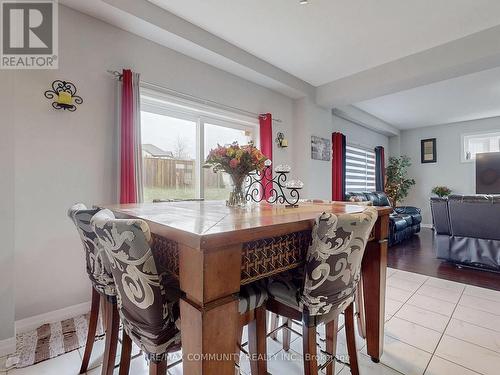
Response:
[44, 80, 83, 111]
[245, 164, 303, 207]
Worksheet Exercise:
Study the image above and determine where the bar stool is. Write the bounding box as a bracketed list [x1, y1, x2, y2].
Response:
[68, 204, 120, 375]
[91, 209, 268, 375]
[265, 207, 377, 375]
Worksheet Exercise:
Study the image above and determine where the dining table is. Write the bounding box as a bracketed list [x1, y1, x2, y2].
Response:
[101, 200, 391, 374]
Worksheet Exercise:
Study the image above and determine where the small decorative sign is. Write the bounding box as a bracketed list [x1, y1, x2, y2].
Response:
[311, 136, 331, 161]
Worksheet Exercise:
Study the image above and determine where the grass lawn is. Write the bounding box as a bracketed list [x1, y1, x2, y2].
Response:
[144, 186, 231, 202]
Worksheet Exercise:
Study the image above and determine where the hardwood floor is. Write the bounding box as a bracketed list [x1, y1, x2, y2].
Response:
[388, 228, 500, 291]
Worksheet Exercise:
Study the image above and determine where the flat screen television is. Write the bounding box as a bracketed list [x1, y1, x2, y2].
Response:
[476, 152, 500, 194]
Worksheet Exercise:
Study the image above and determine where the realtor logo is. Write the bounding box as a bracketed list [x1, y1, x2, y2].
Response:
[1, 0, 58, 69]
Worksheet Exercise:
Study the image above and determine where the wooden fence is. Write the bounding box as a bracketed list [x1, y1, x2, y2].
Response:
[143, 157, 225, 189]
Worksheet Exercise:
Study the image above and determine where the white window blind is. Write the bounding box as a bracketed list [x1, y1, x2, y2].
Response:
[345, 145, 376, 192]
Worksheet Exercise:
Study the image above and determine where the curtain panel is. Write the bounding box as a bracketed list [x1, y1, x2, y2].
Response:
[374, 146, 385, 192]
[119, 69, 143, 204]
[259, 113, 273, 200]
[332, 132, 346, 201]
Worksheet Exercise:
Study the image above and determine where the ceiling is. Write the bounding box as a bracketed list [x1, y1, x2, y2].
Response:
[148, 0, 500, 86]
[355, 65, 500, 129]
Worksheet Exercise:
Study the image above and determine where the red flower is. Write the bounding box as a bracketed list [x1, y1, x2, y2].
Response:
[229, 158, 240, 169]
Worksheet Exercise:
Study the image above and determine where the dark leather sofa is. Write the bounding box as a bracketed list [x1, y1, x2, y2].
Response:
[430, 195, 500, 271]
[345, 192, 422, 246]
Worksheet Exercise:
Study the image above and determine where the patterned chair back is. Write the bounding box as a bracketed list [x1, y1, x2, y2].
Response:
[301, 207, 377, 325]
[67, 204, 115, 297]
[91, 209, 180, 355]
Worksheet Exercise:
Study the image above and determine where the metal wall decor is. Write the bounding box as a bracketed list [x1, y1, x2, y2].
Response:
[44, 80, 83, 111]
[245, 162, 303, 207]
[275, 132, 288, 148]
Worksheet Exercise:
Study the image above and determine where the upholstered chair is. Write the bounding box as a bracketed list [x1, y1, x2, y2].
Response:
[67, 204, 120, 375]
[91, 209, 268, 375]
[265, 207, 378, 375]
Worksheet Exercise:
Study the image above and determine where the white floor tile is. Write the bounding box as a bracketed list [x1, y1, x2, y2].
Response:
[385, 298, 404, 316]
[385, 317, 441, 353]
[459, 294, 500, 315]
[423, 278, 465, 293]
[436, 335, 500, 375]
[386, 286, 414, 303]
[416, 285, 462, 304]
[340, 353, 403, 375]
[386, 268, 398, 278]
[395, 304, 450, 333]
[424, 356, 481, 375]
[445, 319, 500, 353]
[387, 276, 423, 293]
[463, 285, 500, 303]
[266, 349, 304, 375]
[364, 335, 431, 375]
[7, 350, 81, 375]
[453, 305, 500, 333]
[407, 294, 456, 317]
[391, 270, 429, 284]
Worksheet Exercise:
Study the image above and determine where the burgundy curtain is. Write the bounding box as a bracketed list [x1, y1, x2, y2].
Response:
[119, 69, 142, 203]
[332, 132, 346, 201]
[375, 146, 385, 192]
[259, 113, 273, 200]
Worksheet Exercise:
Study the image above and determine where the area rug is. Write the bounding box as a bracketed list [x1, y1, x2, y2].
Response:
[8, 312, 104, 368]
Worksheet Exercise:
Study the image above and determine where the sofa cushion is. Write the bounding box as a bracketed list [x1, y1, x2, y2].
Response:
[390, 215, 409, 232]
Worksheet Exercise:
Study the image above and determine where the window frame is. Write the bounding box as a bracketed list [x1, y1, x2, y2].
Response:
[140, 86, 259, 200]
[461, 131, 500, 163]
[345, 144, 376, 193]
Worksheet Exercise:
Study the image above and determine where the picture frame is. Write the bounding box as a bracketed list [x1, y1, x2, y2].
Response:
[421, 138, 437, 163]
[311, 136, 331, 161]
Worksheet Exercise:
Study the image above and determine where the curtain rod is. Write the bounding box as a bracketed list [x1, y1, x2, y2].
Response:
[107, 70, 283, 123]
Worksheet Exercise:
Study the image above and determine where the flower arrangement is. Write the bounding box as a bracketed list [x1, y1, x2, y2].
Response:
[204, 142, 268, 206]
[432, 186, 452, 198]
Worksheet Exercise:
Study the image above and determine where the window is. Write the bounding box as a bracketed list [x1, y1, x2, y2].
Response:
[462, 132, 500, 162]
[140, 88, 257, 202]
[345, 145, 376, 192]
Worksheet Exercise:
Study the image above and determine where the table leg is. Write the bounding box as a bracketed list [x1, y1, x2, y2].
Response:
[362, 238, 388, 362]
[179, 244, 242, 375]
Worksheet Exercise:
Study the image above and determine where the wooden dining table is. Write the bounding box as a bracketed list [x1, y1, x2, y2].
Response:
[102, 200, 391, 374]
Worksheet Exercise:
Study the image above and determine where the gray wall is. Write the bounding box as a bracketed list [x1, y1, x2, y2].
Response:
[399, 116, 500, 224]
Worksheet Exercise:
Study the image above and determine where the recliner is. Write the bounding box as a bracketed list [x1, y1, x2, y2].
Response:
[345, 192, 422, 246]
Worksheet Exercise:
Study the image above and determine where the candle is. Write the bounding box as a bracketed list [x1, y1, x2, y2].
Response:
[58, 91, 72, 106]
[281, 139, 288, 147]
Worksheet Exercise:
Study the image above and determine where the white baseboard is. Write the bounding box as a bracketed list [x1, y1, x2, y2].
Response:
[0, 336, 15, 357]
[15, 301, 91, 335]
[421, 224, 433, 229]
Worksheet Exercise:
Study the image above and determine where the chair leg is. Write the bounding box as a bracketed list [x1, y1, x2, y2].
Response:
[269, 313, 279, 340]
[283, 318, 291, 351]
[325, 318, 338, 375]
[118, 330, 132, 375]
[80, 288, 100, 374]
[345, 303, 360, 375]
[355, 278, 366, 339]
[247, 306, 268, 375]
[149, 360, 167, 375]
[101, 301, 120, 375]
[302, 323, 318, 375]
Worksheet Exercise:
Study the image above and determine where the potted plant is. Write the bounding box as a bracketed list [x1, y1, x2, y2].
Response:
[204, 142, 268, 207]
[385, 155, 416, 207]
[432, 186, 452, 198]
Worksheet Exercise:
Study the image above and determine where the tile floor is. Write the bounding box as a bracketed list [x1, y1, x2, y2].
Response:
[2, 267, 500, 375]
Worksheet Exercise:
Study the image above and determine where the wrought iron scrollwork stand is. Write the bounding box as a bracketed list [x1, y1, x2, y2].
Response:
[245, 165, 302, 207]
[44, 80, 83, 111]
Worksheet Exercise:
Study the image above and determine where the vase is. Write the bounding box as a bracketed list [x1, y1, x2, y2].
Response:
[227, 175, 247, 207]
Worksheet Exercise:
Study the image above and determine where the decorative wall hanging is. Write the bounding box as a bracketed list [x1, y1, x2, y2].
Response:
[421, 138, 437, 163]
[311, 136, 331, 161]
[245, 162, 303, 207]
[44, 80, 83, 111]
[275, 132, 288, 148]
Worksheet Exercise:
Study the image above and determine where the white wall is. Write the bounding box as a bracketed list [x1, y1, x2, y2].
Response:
[5, 5, 295, 322]
[399, 116, 500, 224]
[291, 98, 389, 199]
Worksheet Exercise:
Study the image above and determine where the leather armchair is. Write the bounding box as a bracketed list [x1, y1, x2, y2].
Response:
[345, 192, 421, 246]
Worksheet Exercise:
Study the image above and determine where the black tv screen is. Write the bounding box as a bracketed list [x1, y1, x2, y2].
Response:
[476, 152, 500, 194]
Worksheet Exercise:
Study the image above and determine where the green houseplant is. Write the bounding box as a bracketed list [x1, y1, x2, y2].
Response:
[385, 155, 416, 207]
[432, 186, 452, 198]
